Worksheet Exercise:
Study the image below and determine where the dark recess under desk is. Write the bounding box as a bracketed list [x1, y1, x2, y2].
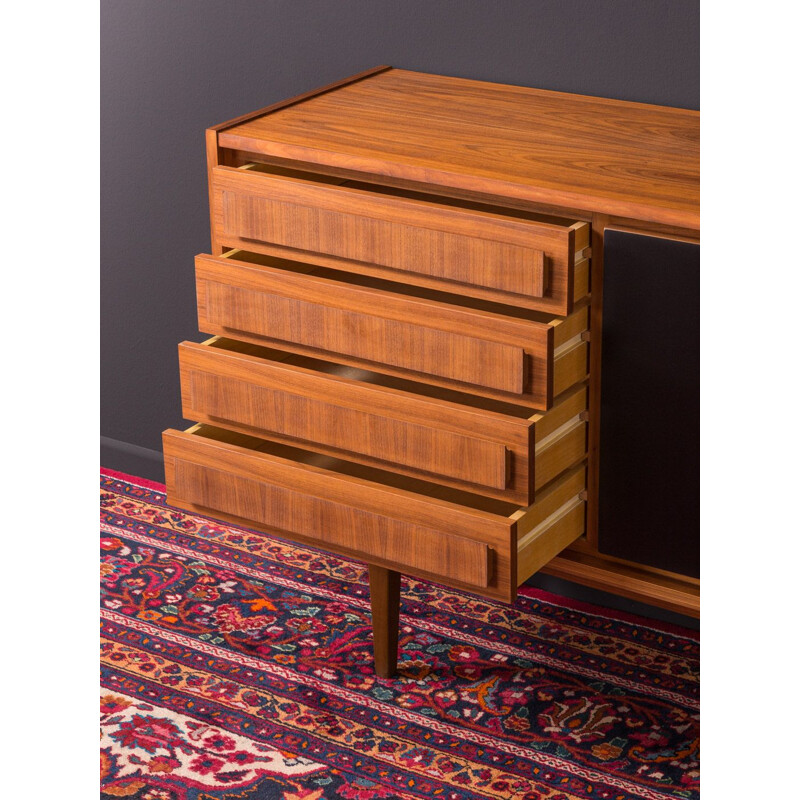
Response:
[598, 230, 700, 577]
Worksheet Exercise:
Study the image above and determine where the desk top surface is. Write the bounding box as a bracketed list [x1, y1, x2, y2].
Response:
[216, 67, 699, 231]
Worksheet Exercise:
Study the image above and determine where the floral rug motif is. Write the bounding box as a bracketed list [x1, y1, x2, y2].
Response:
[100, 468, 699, 800]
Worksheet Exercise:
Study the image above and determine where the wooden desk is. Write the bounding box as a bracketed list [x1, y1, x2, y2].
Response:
[163, 67, 699, 676]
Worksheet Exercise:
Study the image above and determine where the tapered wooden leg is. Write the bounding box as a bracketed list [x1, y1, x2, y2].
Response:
[368, 565, 401, 678]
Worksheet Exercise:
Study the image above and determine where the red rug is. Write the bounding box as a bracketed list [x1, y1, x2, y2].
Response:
[100, 468, 699, 800]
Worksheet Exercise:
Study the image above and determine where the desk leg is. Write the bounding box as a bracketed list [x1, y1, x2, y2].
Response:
[368, 565, 400, 678]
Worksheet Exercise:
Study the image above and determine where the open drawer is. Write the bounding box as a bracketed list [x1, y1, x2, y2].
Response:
[210, 163, 590, 317]
[195, 250, 589, 409]
[178, 337, 587, 505]
[162, 425, 587, 603]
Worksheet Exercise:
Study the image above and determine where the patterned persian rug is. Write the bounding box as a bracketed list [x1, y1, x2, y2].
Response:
[100, 468, 699, 800]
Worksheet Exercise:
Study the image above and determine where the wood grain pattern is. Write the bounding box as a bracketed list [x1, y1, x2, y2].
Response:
[210, 165, 587, 315]
[208, 66, 392, 134]
[551, 303, 589, 348]
[534, 416, 586, 491]
[174, 458, 490, 587]
[206, 231, 580, 316]
[182, 344, 511, 492]
[568, 535, 700, 586]
[517, 499, 585, 586]
[553, 339, 589, 398]
[514, 464, 586, 538]
[222, 183, 546, 294]
[178, 340, 588, 505]
[163, 424, 596, 601]
[205, 66, 392, 257]
[368, 565, 401, 678]
[163, 427, 517, 600]
[170, 69, 701, 628]
[585, 213, 608, 546]
[194, 252, 575, 409]
[206, 129, 223, 255]
[530, 383, 588, 443]
[190, 370, 511, 488]
[516, 463, 587, 586]
[206, 280, 525, 393]
[541, 548, 700, 618]
[218, 150, 599, 227]
[217, 68, 699, 230]
[573, 257, 590, 303]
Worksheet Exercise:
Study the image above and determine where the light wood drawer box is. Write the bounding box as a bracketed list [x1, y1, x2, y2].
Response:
[210, 163, 590, 317]
[178, 337, 588, 505]
[195, 250, 589, 410]
[162, 425, 587, 603]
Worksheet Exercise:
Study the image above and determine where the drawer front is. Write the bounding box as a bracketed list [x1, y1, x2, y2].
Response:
[163, 427, 517, 600]
[179, 341, 522, 494]
[206, 280, 525, 393]
[189, 370, 510, 488]
[179, 339, 588, 505]
[211, 165, 589, 316]
[196, 252, 560, 408]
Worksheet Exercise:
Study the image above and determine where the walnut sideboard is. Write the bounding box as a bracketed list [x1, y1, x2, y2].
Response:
[162, 67, 700, 677]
